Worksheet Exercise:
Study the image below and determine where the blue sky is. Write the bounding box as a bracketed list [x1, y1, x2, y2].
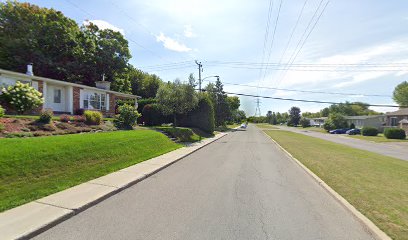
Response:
[11, 0, 408, 115]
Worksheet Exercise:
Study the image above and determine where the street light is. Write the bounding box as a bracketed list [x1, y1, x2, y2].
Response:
[200, 75, 219, 92]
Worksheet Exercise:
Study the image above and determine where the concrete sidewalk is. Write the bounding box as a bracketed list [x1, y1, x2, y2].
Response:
[0, 133, 227, 240]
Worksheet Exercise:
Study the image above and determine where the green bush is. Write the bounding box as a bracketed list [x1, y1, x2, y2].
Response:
[362, 127, 378, 136]
[84, 110, 102, 125]
[323, 113, 348, 131]
[0, 105, 4, 117]
[384, 128, 406, 139]
[38, 109, 53, 124]
[137, 98, 157, 113]
[300, 118, 311, 128]
[142, 104, 166, 126]
[179, 95, 215, 134]
[156, 127, 197, 142]
[114, 104, 141, 130]
[0, 81, 43, 113]
[0, 123, 4, 132]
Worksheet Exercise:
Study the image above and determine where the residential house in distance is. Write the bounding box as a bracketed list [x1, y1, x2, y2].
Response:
[0, 65, 139, 117]
[345, 115, 386, 130]
[386, 108, 408, 133]
[308, 117, 327, 127]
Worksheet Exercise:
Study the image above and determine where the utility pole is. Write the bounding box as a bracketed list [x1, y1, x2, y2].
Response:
[195, 60, 203, 92]
[255, 98, 262, 117]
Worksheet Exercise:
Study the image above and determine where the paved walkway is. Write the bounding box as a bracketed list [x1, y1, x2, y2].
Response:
[277, 126, 408, 161]
[34, 125, 374, 240]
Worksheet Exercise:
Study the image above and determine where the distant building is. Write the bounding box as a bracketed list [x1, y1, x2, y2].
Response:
[344, 115, 386, 130]
[386, 108, 408, 126]
[308, 117, 327, 127]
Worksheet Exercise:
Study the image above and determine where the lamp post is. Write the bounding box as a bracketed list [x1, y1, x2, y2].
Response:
[200, 75, 220, 92]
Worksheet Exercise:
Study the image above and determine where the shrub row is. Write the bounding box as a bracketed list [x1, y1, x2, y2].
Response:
[384, 128, 406, 139]
[84, 110, 102, 125]
[361, 127, 378, 136]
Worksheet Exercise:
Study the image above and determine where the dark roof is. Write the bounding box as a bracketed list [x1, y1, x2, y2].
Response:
[386, 108, 408, 116]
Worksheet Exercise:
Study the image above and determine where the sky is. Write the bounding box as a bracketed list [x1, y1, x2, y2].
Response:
[8, 0, 408, 115]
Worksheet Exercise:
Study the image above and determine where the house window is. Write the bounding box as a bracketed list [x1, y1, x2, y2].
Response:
[54, 89, 61, 103]
[83, 92, 106, 111]
[391, 117, 398, 126]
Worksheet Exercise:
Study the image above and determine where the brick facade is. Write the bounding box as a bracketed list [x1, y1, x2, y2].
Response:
[73, 86, 81, 114]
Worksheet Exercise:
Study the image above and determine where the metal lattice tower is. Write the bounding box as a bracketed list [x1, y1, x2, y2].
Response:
[255, 98, 262, 117]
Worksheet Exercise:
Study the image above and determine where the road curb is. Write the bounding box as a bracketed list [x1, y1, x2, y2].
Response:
[0, 132, 228, 240]
[261, 130, 391, 240]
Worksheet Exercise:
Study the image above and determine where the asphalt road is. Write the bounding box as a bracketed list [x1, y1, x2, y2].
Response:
[34, 125, 374, 240]
[278, 126, 408, 161]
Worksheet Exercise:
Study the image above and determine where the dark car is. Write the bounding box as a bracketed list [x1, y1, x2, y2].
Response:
[329, 128, 350, 134]
[346, 128, 361, 135]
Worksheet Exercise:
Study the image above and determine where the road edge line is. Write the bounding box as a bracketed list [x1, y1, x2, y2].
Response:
[262, 130, 392, 240]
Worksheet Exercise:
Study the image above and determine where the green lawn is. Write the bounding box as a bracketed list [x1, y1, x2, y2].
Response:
[264, 130, 408, 240]
[301, 126, 327, 133]
[255, 123, 278, 129]
[349, 134, 407, 143]
[0, 130, 181, 212]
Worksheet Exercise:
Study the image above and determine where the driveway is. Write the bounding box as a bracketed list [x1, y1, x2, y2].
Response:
[34, 125, 374, 240]
[278, 126, 408, 161]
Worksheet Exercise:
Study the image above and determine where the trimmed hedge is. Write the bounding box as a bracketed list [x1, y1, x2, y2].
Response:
[38, 109, 53, 124]
[142, 104, 167, 126]
[0, 105, 4, 117]
[179, 95, 215, 134]
[361, 127, 378, 136]
[384, 128, 406, 139]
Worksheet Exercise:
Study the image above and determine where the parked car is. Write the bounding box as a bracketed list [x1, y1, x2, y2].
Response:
[329, 128, 350, 134]
[346, 128, 361, 135]
[240, 123, 247, 129]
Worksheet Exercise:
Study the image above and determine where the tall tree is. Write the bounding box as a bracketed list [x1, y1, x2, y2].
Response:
[205, 79, 229, 127]
[393, 81, 408, 107]
[288, 107, 301, 126]
[0, 1, 80, 80]
[156, 79, 198, 127]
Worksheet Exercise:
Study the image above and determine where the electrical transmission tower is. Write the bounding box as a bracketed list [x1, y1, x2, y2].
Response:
[255, 98, 262, 117]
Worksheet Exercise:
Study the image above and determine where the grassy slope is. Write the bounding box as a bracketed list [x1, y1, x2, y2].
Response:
[155, 126, 213, 142]
[0, 130, 181, 212]
[265, 130, 408, 240]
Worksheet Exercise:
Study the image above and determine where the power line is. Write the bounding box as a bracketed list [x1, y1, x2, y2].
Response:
[275, 0, 330, 87]
[201, 79, 391, 97]
[199, 89, 403, 108]
[258, 0, 275, 89]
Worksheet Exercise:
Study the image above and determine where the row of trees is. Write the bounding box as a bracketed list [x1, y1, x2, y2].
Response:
[143, 75, 246, 133]
[0, 1, 161, 98]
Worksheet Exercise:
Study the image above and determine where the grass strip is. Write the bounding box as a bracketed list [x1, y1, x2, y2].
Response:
[0, 130, 181, 212]
[265, 130, 408, 240]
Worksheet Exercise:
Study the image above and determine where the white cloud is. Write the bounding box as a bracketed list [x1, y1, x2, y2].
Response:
[156, 32, 192, 52]
[84, 20, 125, 35]
[183, 25, 197, 38]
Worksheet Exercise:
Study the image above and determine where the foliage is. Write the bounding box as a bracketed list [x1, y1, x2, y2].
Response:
[247, 116, 267, 123]
[205, 79, 230, 127]
[384, 128, 406, 139]
[141, 104, 164, 126]
[300, 118, 311, 128]
[266, 111, 278, 125]
[179, 94, 215, 134]
[0, 105, 4, 117]
[156, 79, 198, 127]
[84, 110, 102, 125]
[393, 81, 408, 107]
[38, 109, 53, 124]
[362, 127, 378, 136]
[288, 106, 301, 126]
[350, 123, 356, 129]
[0, 81, 43, 113]
[114, 104, 141, 130]
[73, 115, 85, 122]
[59, 114, 71, 122]
[137, 98, 157, 113]
[323, 113, 348, 131]
[232, 110, 247, 124]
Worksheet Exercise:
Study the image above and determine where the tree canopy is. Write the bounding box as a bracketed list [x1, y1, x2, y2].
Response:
[393, 81, 408, 107]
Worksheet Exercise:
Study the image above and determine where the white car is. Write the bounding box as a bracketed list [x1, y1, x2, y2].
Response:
[240, 123, 247, 129]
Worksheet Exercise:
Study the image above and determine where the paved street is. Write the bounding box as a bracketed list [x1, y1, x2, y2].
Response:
[277, 126, 408, 161]
[34, 125, 374, 240]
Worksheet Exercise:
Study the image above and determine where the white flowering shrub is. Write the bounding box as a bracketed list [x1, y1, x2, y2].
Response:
[1, 81, 44, 114]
